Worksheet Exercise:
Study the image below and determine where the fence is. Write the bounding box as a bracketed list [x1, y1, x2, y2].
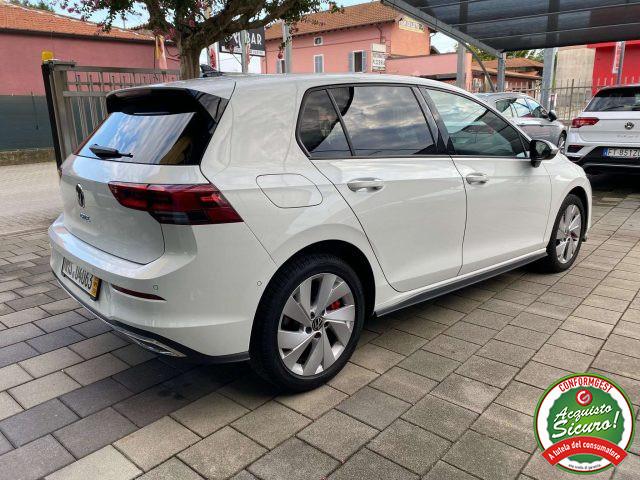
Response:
[479, 76, 640, 123]
[42, 61, 180, 167]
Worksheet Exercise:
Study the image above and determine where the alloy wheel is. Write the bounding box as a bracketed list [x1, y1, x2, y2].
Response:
[277, 273, 355, 376]
[555, 204, 581, 264]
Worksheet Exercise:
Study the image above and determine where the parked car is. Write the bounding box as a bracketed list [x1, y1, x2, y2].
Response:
[49, 74, 591, 391]
[565, 84, 640, 174]
[477, 92, 567, 149]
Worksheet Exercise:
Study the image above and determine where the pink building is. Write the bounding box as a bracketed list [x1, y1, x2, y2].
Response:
[262, 2, 436, 75]
[0, 1, 179, 152]
[0, 1, 179, 96]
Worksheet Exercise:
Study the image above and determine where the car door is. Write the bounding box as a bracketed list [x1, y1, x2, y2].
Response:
[302, 85, 467, 292]
[526, 97, 556, 142]
[423, 88, 551, 274]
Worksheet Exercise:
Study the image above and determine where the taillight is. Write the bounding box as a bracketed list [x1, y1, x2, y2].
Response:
[571, 117, 599, 128]
[108, 182, 242, 225]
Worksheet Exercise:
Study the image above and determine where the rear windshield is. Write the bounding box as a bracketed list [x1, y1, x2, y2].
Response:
[585, 87, 640, 112]
[77, 89, 226, 165]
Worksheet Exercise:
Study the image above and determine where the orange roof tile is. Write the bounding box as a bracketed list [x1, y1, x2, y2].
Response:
[0, 0, 154, 41]
[266, 1, 399, 40]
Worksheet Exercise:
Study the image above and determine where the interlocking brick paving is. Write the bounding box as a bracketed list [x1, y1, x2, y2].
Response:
[0, 174, 638, 480]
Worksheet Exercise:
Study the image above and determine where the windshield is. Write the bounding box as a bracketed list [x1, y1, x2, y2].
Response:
[585, 87, 640, 112]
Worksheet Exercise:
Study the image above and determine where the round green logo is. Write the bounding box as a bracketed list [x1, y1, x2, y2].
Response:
[534, 373, 634, 474]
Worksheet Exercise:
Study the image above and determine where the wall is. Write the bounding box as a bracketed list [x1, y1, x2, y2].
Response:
[555, 46, 595, 88]
[0, 32, 179, 96]
[590, 41, 640, 87]
[262, 20, 430, 74]
[386, 52, 472, 87]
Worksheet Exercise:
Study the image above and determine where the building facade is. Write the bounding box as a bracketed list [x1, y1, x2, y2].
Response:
[589, 40, 640, 87]
[262, 2, 432, 75]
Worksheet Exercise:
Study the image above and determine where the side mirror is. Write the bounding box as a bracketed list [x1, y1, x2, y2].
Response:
[547, 110, 558, 122]
[530, 139, 558, 167]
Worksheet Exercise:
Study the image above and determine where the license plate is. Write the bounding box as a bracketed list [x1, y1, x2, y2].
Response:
[61, 258, 101, 300]
[604, 148, 640, 158]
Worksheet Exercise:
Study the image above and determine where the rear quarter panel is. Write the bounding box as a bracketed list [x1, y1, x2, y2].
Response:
[199, 79, 391, 304]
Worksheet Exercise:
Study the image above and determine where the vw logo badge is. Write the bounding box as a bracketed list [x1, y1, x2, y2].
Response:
[75, 184, 85, 208]
[625, 121, 635, 130]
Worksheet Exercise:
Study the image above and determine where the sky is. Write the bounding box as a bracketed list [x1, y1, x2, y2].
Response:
[50, 0, 458, 53]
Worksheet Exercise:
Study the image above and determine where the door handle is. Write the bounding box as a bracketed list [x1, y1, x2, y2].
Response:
[466, 172, 489, 185]
[347, 178, 384, 192]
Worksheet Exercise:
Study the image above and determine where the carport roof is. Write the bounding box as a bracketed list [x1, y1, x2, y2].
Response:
[382, 0, 640, 52]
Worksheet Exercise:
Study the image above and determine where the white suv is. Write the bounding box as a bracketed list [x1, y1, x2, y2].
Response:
[565, 84, 640, 173]
[50, 74, 591, 390]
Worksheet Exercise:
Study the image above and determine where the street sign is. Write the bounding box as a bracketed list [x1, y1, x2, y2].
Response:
[219, 27, 266, 57]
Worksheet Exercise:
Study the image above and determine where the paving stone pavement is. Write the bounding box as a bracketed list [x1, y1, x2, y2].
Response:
[0, 174, 638, 480]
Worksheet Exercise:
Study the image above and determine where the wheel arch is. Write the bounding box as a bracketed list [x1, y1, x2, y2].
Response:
[257, 239, 377, 324]
[567, 185, 589, 228]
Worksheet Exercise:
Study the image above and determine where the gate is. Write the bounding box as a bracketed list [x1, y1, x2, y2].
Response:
[42, 60, 180, 167]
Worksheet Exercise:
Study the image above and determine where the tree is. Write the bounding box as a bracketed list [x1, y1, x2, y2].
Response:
[11, 0, 54, 11]
[61, 0, 336, 79]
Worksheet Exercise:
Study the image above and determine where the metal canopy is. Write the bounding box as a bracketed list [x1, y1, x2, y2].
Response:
[383, 0, 640, 52]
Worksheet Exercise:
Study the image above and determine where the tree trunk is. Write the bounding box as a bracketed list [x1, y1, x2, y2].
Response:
[180, 46, 201, 80]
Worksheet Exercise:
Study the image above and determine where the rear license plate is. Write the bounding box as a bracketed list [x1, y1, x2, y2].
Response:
[61, 257, 101, 300]
[604, 148, 640, 158]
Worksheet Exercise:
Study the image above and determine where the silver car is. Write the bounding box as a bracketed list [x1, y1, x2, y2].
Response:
[478, 93, 567, 149]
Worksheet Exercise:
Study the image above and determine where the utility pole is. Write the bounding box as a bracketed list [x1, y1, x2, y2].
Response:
[282, 22, 292, 73]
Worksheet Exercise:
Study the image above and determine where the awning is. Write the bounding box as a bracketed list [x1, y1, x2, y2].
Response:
[383, 0, 640, 52]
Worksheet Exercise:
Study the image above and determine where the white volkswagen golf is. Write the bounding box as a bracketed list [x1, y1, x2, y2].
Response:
[50, 74, 591, 390]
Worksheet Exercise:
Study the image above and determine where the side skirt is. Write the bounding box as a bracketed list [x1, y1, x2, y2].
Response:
[375, 251, 547, 317]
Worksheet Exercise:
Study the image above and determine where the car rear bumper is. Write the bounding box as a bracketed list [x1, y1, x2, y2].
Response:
[49, 214, 277, 358]
[565, 144, 640, 173]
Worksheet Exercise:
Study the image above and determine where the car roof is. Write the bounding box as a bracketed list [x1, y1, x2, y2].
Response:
[477, 91, 531, 100]
[139, 73, 471, 99]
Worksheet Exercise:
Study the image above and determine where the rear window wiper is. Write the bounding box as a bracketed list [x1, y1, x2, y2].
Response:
[89, 144, 133, 159]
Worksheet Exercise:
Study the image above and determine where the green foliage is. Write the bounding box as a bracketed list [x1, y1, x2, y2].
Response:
[10, 0, 54, 11]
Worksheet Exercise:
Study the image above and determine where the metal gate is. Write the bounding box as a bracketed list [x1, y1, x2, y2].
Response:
[42, 60, 180, 167]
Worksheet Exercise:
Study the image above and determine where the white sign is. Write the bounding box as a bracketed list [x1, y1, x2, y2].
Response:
[371, 44, 386, 71]
[398, 17, 425, 33]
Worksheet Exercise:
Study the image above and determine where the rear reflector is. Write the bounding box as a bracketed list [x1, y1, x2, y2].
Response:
[108, 182, 242, 225]
[571, 117, 599, 128]
[112, 284, 165, 301]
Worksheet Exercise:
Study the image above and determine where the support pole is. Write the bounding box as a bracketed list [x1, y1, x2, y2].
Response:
[616, 41, 626, 85]
[456, 44, 466, 89]
[240, 30, 249, 73]
[283, 22, 292, 73]
[541, 48, 555, 110]
[497, 53, 506, 92]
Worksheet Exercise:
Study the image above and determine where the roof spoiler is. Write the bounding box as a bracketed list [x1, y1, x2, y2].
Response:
[106, 87, 228, 125]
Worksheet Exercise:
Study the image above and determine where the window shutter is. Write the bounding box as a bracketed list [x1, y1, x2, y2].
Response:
[361, 51, 367, 72]
[348, 52, 354, 73]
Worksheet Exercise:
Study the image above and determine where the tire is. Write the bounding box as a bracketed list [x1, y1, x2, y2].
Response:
[250, 253, 365, 391]
[557, 132, 567, 153]
[536, 194, 585, 273]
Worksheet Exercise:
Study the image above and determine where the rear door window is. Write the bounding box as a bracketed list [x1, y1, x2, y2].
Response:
[330, 85, 436, 156]
[298, 90, 351, 158]
[586, 87, 640, 112]
[511, 98, 533, 118]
